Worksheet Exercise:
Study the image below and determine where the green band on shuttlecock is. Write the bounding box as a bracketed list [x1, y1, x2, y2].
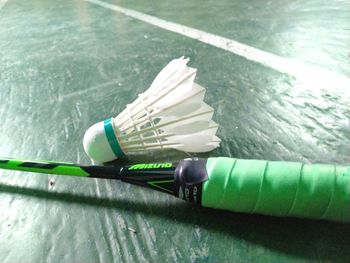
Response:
[104, 118, 125, 158]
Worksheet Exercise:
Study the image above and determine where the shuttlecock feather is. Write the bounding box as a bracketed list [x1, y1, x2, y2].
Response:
[83, 57, 221, 162]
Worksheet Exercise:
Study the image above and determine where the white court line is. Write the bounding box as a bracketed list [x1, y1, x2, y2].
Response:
[0, 0, 8, 10]
[86, 0, 350, 86]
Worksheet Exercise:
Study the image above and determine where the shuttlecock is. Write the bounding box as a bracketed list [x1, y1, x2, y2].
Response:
[83, 57, 221, 162]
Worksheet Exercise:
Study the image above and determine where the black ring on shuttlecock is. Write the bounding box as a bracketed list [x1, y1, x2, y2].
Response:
[104, 118, 125, 158]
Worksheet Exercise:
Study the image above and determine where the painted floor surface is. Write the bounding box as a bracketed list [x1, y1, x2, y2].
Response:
[0, 0, 350, 262]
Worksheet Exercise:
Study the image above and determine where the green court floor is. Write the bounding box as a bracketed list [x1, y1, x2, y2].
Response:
[0, 0, 349, 262]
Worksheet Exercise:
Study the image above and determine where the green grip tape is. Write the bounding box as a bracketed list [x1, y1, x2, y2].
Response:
[202, 158, 350, 222]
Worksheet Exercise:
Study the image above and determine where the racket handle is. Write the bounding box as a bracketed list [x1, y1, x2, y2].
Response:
[202, 158, 350, 222]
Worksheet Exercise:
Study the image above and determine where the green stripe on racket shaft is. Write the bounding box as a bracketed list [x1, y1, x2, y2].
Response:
[0, 158, 122, 179]
[0, 157, 349, 222]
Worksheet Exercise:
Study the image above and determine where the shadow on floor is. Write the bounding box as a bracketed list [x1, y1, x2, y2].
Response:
[0, 182, 349, 262]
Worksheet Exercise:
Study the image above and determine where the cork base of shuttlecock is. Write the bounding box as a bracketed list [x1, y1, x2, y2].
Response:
[83, 119, 125, 163]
